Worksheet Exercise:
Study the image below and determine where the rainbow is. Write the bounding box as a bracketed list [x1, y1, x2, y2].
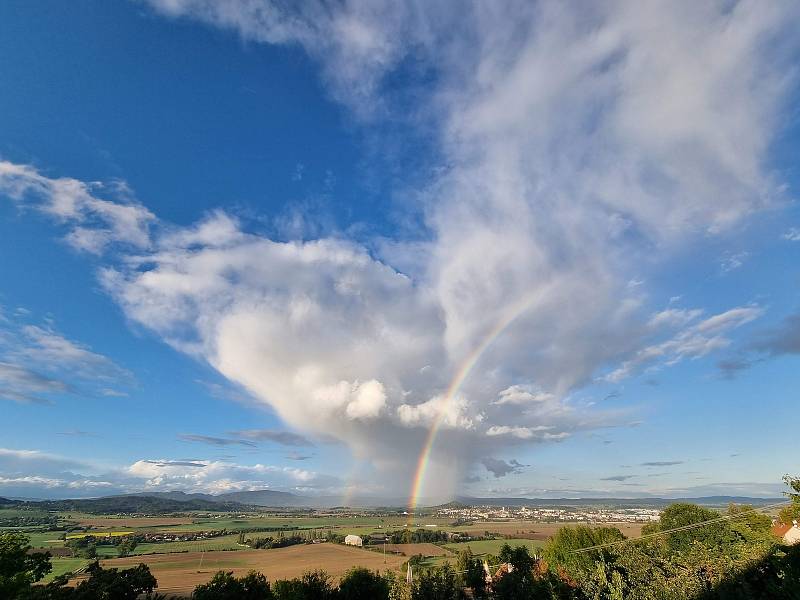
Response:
[406, 285, 553, 517]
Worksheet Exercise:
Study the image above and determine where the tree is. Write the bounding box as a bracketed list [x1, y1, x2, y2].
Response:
[0, 533, 51, 598]
[338, 567, 390, 600]
[69, 562, 157, 600]
[272, 570, 335, 600]
[116, 537, 137, 558]
[456, 546, 486, 598]
[492, 545, 539, 600]
[727, 504, 773, 544]
[543, 525, 625, 579]
[658, 503, 734, 554]
[193, 570, 273, 600]
[779, 475, 800, 524]
[411, 563, 460, 600]
[498, 544, 535, 573]
[65, 537, 96, 559]
[385, 571, 412, 600]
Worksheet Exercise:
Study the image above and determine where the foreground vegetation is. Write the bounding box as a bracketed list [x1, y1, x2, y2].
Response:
[2, 476, 798, 598]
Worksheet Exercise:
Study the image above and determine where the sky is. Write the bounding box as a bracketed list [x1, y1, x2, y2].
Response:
[0, 0, 799, 503]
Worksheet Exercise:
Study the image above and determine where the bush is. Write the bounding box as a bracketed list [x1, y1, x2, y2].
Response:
[0, 533, 51, 598]
[272, 570, 336, 600]
[193, 570, 273, 600]
[338, 567, 390, 600]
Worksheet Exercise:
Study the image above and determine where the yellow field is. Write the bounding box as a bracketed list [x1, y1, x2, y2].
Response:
[66, 531, 134, 539]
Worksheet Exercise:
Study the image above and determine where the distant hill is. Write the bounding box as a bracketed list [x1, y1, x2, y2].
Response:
[453, 495, 783, 508]
[216, 489, 304, 507]
[2, 491, 781, 512]
[434, 500, 471, 510]
[124, 490, 219, 502]
[15, 494, 248, 514]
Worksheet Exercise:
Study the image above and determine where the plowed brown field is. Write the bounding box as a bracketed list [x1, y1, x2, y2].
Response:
[98, 543, 406, 597]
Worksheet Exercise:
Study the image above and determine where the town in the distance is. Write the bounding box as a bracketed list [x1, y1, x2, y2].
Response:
[2, 478, 799, 597]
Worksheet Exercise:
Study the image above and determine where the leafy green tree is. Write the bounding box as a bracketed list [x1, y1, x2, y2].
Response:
[385, 570, 412, 600]
[543, 525, 625, 579]
[193, 570, 273, 600]
[727, 504, 773, 544]
[65, 537, 96, 559]
[779, 475, 800, 524]
[116, 536, 137, 558]
[456, 546, 486, 598]
[338, 567, 390, 600]
[0, 533, 52, 598]
[273, 570, 335, 600]
[498, 543, 535, 572]
[658, 503, 734, 554]
[491, 545, 540, 600]
[70, 562, 156, 600]
[411, 563, 460, 600]
[23, 562, 162, 600]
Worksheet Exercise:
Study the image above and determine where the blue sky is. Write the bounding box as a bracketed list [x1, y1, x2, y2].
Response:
[0, 0, 799, 502]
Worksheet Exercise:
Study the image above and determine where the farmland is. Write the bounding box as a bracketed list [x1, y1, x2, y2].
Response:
[94, 543, 409, 597]
[0, 499, 654, 596]
[443, 538, 546, 556]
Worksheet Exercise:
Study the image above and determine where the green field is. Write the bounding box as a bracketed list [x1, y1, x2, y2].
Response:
[154, 515, 431, 533]
[5, 511, 555, 573]
[26, 531, 67, 548]
[39, 558, 91, 583]
[0, 508, 51, 518]
[443, 539, 546, 557]
[412, 539, 546, 570]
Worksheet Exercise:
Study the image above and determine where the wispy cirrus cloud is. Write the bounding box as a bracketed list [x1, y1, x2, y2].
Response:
[177, 434, 256, 448]
[782, 228, 800, 241]
[0, 313, 132, 405]
[0, 161, 153, 254]
[715, 311, 800, 378]
[231, 429, 314, 447]
[604, 306, 763, 383]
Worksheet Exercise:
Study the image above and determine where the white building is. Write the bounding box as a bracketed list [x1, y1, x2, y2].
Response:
[344, 534, 363, 547]
[785, 521, 800, 546]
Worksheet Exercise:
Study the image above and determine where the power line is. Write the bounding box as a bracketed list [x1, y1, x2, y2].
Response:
[570, 501, 789, 554]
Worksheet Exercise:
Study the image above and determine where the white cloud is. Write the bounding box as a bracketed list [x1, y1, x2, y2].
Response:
[647, 308, 704, 329]
[0, 447, 89, 480]
[0, 446, 338, 498]
[126, 458, 324, 493]
[0, 161, 154, 253]
[493, 385, 554, 406]
[486, 425, 569, 441]
[719, 251, 749, 273]
[605, 305, 764, 382]
[0, 314, 131, 404]
[782, 228, 800, 241]
[397, 394, 479, 430]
